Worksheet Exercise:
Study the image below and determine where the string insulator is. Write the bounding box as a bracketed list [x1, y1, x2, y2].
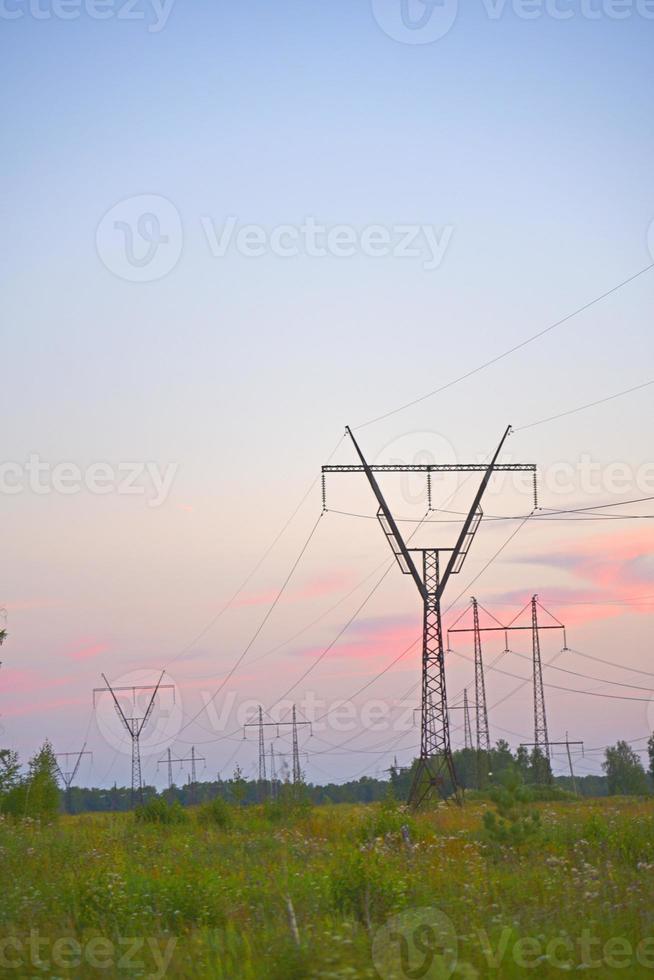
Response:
[321, 473, 327, 513]
[532, 470, 539, 511]
[427, 470, 432, 511]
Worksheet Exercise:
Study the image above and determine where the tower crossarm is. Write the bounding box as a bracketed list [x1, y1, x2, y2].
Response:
[322, 464, 536, 473]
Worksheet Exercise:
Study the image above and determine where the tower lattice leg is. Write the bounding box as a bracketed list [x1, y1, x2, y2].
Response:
[408, 551, 460, 807]
[131, 731, 143, 807]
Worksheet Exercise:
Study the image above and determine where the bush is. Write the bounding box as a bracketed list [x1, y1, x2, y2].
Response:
[358, 796, 417, 843]
[329, 849, 406, 925]
[135, 796, 189, 825]
[197, 796, 233, 829]
[482, 771, 542, 849]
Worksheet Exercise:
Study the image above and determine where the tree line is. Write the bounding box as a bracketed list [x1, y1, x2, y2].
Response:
[1, 737, 653, 817]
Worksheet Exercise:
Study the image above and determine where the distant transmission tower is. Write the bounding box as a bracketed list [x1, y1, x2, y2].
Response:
[472, 598, 491, 762]
[93, 671, 174, 807]
[292, 704, 302, 785]
[323, 425, 536, 807]
[158, 747, 205, 798]
[269, 743, 277, 800]
[257, 705, 267, 800]
[531, 595, 550, 758]
[449, 595, 567, 786]
[462, 689, 472, 751]
[242, 705, 311, 794]
[54, 743, 92, 813]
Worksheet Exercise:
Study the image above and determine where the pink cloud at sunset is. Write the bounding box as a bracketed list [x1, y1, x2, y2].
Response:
[291, 614, 418, 663]
[493, 528, 654, 626]
[234, 571, 354, 609]
[0, 669, 75, 717]
[67, 641, 110, 663]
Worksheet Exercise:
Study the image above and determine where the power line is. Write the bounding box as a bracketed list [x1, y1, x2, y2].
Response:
[355, 263, 654, 429]
[164, 434, 344, 672]
[161, 511, 325, 746]
[514, 378, 654, 432]
[449, 647, 654, 702]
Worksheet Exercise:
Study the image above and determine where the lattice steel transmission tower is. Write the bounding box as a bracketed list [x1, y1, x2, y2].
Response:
[323, 425, 536, 807]
[54, 743, 92, 813]
[471, 598, 491, 760]
[243, 704, 311, 798]
[463, 690, 472, 751]
[531, 596, 550, 759]
[292, 704, 302, 785]
[158, 746, 205, 797]
[269, 743, 278, 800]
[94, 671, 174, 807]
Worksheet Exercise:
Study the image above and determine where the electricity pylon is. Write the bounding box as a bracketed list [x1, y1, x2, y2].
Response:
[323, 425, 536, 807]
[242, 704, 311, 798]
[520, 736, 583, 791]
[93, 671, 174, 807]
[269, 743, 277, 799]
[448, 595, 567, 783]
[158, 746, 205, 797]
[531, 596, 549, 758]
[472, 598, 491, 762]
[54, 743, 92, 813]
[292, 704, 302, 785]
[463, 689, 472, 750]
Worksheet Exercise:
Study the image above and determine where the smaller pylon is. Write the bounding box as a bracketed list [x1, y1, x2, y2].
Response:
[463, 690, 472, 751]
[269, 743, 277, 800]
[531, 596, 549, 760]
[93, 671, 174, 807]
[54, 743, 92, 813]
[292, 705, 302, 785]
[258, 706, 267, 800]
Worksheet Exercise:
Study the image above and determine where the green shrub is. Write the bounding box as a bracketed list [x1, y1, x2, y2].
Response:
[197, 795, 233, 829]
[482, 771, 542, 849]
[135, 796, 189, 825]
[358, 797, 417, 843]
[329, 849, 406, 924]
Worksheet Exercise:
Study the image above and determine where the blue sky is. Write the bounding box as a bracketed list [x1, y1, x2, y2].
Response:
[1, 0, 654, 786]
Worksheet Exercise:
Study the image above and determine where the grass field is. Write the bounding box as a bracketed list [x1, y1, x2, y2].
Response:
[2, 795, 654, 978]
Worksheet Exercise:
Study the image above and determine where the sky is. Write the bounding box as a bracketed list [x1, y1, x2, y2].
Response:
[1, 0, 654, 789]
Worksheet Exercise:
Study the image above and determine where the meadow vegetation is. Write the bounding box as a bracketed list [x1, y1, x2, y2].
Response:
[2, 782, 654, 977]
